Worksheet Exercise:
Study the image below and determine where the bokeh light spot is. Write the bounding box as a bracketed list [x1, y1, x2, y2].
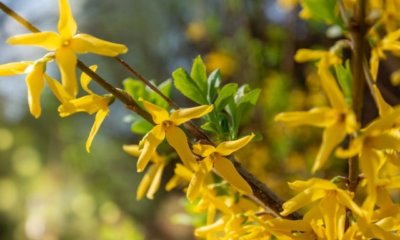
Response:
[0, 128, 14, 151]
[12, 146, 41, 177]
[0, 178, 18, 211]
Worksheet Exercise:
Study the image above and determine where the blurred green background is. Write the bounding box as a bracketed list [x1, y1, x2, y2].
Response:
[0, 0, 340, 239]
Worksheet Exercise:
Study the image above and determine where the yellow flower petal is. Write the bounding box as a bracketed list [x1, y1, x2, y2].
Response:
[58, 0, 77, 39]
[194, 218, 225, 238]
[141, 99, 169, 124]
[44, 75, 73, 103]
[122, 144, 141, 157]
[318, 59, 347, 110]
[55, 47, 78, 97]
[146, 162, 165, 199]
[192, 143, 216, 157]
[319, 194, 345, 240]
[275, 107, 335, 127]
[342, 224, 359, 240]
[214, 157, 252, 195]
[202, 156, 213, 172]
[375, 187, 395, 208]
[294, 49, 326, 63]
[0, 61, 32, 75]
[281, 188, 326, 216]
[7, 32, 61, 51]
[267, 218, 309, 232]
[370, 49, 380, 82]
[386, 176, 400, 189]
[288, 178, 335, 192]
[359, 148, 381, 215]
[26, 63, 46, 118]
[86, 108, 109, 153]
[368, 133, 400, 150]
[173, 164, 193, 182]
[312, 123, 347, 172]
[137, 125, 165, 172]
[71, 33, 128, 56]
[166, 126, 197, 170]
[336, 137, 363, 158]
[165, 175, 180, 191]
[216, 133, 254, 156]
[80, 65, 97, 95]
[136, 164, 156, 200]
[187, 167, 207, 201]
[358, 217, 399, 240]
[170, 105, 213, 126]
[58, 95, 104, 116]
[364, 106, 400, 134]
[373, 85, 392, 116]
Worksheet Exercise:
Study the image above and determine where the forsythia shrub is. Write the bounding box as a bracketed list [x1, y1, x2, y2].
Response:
[1, 0, 400, 239]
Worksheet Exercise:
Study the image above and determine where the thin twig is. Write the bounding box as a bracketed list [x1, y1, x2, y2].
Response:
[114, 57, 179, 109]
[0, 2, 39, 32]
[0, 1, 302, 220]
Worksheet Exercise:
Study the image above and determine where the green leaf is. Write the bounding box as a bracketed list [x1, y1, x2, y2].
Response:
[131, 119, 153, 135]
[191, 55, 208, 94]
[225, 98, 238, 139]
[159, 79, 172, 97]
[335, 60, 352, 106]
[237, 88, 261, 124]
[214, 83, 238, 111]
[172, 68, 207, 104]
[238, 88, 261, 106]
[200, 122, 219, 134]
[123, 78, 146, 101]
[301, 0, 339, 25]
[149, 79, 172, 109]
[207, 69, 221, 103]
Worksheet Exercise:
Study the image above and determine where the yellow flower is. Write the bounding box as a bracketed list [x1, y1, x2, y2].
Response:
[123, 144, 166, 200]
[280, 178, 364, 240]
[194, 190, 269, 239]
[7, 0, 127, 97]
[46, 65, 112, 152]
[189, 134, 254, 199]
[370, 29, 400, 81]
[165, 164, 194, 192]
[336, 106, 400, 217]
[276, 57, 357, 172]
[0, 54, 54, 118]
[137, 100, 213, 172]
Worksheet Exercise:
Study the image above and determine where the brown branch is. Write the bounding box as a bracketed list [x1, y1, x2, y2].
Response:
[76, 61, 153, 123]
[347, 0, 367, 193]
[0, 1, 302, 220]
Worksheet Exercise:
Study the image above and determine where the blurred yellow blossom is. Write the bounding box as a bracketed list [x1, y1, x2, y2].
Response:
[205, 51, 236, 77]
[185, 21, 206, 42]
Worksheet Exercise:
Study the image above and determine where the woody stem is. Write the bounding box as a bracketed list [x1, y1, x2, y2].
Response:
[348, 0, 368, 192]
